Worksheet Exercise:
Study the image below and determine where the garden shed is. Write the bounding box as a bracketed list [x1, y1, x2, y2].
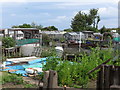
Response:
[3, 28, 42, 57]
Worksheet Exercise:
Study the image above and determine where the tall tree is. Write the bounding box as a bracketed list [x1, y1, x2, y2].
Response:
[71, 11, 88, 32]
[71, 8, 100, 32]
[89, 9, 100, 29]
[100, 26, 106, 34]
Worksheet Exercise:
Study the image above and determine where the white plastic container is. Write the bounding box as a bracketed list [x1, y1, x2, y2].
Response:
[25, 68, 43, 74]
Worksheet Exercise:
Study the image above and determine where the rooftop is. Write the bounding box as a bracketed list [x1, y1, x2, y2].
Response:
[8, 28, 39, 31]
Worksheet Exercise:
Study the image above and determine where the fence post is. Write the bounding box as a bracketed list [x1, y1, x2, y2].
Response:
[97, 65, 120, 90]
[43, 70, 58, 89]
[97, 65, 110, 90]
[118, 67, 120, 85]
[43, 71, 50, 88]
[104, 65, 110, 89]
[48, 70, 58, 88]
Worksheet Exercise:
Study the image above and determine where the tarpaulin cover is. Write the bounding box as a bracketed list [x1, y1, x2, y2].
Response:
[22, 61, 46, 69]
[5, 61, 13, 65]
[0, 57, 60, 77]
[2, 65, 24, 71]
[113, 37, 120, 42]
[10, 70, 28, 77]
[28, 57, 47, 64]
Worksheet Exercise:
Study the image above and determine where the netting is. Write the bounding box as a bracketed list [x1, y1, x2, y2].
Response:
[16, 39, 40, 46]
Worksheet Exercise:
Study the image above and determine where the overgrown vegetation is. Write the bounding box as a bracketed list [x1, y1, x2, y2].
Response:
[43, 47, 119, 88]
[2, 72, 23, 85]
[41, 46, 56, 57]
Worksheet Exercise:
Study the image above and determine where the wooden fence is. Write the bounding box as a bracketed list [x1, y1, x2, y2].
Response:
[97, 65, 120, 90]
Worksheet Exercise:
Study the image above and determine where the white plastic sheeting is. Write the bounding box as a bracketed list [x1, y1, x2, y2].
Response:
[6, 56, 38, 63]
[55, 46, 63, 57]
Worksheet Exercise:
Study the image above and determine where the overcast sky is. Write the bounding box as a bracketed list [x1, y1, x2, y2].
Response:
[0, 0, 119, 30]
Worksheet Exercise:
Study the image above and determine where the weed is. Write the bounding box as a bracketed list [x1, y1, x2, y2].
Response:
[43, 47, 119, 88]
[24, 84, 36, 88]
[2, 72, 23, 85]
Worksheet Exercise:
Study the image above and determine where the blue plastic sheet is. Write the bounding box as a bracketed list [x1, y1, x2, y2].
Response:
[28, 57, 58, 64]
[3, 65, 24, 71]
[28, 57, 47, 64]
[22, 61, 46, 69]
[0, 57, 52, 77]
[5, 61, 13, 65]
[10, 70, 28, 77]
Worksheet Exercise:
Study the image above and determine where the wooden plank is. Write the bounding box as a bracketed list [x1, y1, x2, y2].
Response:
[48, 70, 58, 88]
[101, 65, 105, 90]
[87, 58, 111, 74]
[118, 67, 120, 85]
[110, 85, 120, 89]
[104, 65, 110, 89]
[43, 71, 50, 88]
[113, 66, 119, 85]
[97, 71, 101, 90]
[109, 66, 114, 86]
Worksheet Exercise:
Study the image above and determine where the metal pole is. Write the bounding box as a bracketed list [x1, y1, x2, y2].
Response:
[79, 32, 81, 52]
[39, 30, 42, 47]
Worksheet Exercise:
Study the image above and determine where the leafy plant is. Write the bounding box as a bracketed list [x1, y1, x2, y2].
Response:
[43, 47, 116, 88]
[2, 37, 16, 48]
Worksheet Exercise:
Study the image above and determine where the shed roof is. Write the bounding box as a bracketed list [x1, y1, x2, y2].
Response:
[82, 31, 94, 33]
[8, 28, 39, 31]
[65, 32, 84, 35]
[41, 31, 63, 34]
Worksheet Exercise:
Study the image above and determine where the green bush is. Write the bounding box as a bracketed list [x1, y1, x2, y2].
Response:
[2, 37, 15, 48]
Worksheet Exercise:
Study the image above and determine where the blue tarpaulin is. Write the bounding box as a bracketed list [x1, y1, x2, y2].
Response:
[0, 57, 58, 77]
[28, 57, 47, 64]
[2, 65, 24, 71]
[22, 62, 46, 69]
[10, 70, 28, 77]
[5, 61, 13, 65]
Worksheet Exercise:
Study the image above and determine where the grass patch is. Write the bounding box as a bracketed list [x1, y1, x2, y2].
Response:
[24, 83, 37, 88]
[1, 72, 38, 88]
[2, 72, 23, 85]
